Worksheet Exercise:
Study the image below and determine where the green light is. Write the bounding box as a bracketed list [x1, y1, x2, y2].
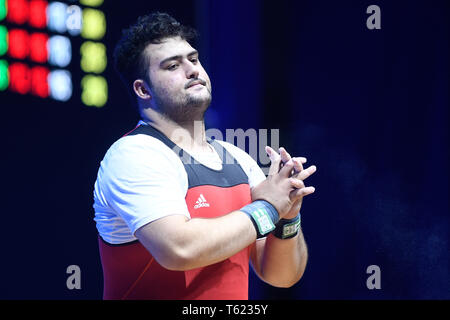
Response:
[81, 75, 107, 107]
[0, 59, 8, 91]
[80, 41, 107, 73]
[0, 0, 7, 22]
[0, 25, 7, 56]
[81, 8, 106, 40]
[80, 0, 104, 7]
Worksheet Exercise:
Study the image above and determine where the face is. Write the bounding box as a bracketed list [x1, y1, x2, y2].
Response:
[142, 36, 212, 123]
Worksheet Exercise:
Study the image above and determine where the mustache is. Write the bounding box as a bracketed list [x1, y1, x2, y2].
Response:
[185, 78, 207, 89]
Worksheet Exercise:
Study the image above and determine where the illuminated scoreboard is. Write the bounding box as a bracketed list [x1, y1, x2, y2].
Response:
[0, 0, 107, 107]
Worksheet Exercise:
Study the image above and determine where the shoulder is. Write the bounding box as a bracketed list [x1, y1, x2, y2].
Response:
[94, 133, 191, 240]
[103, 134, 184, 171]
[107, 133, 175, 160]
[98, 133, 188, 188]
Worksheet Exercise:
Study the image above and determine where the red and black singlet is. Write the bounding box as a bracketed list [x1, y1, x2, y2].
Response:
[98, 124, 253, 299]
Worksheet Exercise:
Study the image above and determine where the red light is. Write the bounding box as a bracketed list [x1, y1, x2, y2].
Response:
[30, 66, 49, 97]
[29, 0, 48, 29]
[7, 0, 29, 25]
[9, 62, 30, 94]
[29, 32, 48, 63]
[8, 29, 29, 59]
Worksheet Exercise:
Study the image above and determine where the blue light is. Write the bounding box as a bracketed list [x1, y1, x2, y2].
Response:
[48, 35, 72, 67]
[47, 2, 68, 33]
[48, 69, 72, 101]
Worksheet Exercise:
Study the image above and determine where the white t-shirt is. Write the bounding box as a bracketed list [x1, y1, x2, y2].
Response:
[93, 123, 266, 244]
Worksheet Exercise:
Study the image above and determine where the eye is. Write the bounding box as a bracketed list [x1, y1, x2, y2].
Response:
[190, 58, 198, 64]
[167, 64, 179, 70]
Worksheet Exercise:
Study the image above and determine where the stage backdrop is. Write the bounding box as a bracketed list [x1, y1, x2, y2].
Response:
[1, 0, 448, 299]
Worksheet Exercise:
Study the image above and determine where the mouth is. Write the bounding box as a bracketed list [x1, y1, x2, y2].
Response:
[186, 79, 206, 89]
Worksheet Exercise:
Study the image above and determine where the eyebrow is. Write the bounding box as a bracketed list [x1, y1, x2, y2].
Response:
[159, 50, 198, 67]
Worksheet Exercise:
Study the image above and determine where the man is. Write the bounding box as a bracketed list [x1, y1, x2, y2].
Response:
[93, 12, 317, 300]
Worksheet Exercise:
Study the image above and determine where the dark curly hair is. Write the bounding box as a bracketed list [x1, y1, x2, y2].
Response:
[113, 12, 198, 102]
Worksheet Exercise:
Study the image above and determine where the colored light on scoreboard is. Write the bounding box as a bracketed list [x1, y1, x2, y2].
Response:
[46, 2, 67, 33]
[48, 35, 71, 67]
[7, 0, 48, 28]
[7, 62, 54, 97]
[6, 0, 29, 25]
[80, 0, 103, 7]
[0, 0, 7, 21]
[0, 25, 7, 56]
[30, 65, 49, 97]
[48, 69, 72, 101]
[81, 8, 105, 40]
[80, 41, 106, 73]
[0, 59, 8, 90]
[29, 0, 47, 29]
[1, 1, 107, 106]
[8, 29, 28, 59]
[30, 32, 48, 63]
[5, 30, 73, 66]
[9, 62, 30, 94]
[81, 74, 107, 107]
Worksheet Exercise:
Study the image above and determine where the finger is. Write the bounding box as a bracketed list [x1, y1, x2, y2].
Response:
[290, 186, 315, 201]
[268, 157, 282, 176]
[279, 159, 295, 178]
[265, 146, 280, 162]
[296, 165, 317, 180]
[266, 146, 286, 174]
[265, 146, 282, 176]
[279, 147, 291, 164]
[292, 157, 305, 174]
[290, 177, 305, 189]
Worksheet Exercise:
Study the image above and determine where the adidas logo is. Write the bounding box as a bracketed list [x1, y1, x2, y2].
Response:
[194, 194, 210, 209]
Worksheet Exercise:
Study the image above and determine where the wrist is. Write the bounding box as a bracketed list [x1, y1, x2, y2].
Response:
[240, 200, 280, 239]
[272, 213, 301, 239]
[283, 211, 300, 219]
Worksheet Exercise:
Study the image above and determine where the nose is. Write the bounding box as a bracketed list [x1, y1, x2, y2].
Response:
[185, 60, 199, 79]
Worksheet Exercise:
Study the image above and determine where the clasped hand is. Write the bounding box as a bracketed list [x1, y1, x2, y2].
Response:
[251, 146, 317, 220]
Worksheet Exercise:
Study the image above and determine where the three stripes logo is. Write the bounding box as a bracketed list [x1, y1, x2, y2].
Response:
[194, 194, 210, 209]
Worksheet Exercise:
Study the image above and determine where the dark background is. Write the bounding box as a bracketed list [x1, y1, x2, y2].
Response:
[1, 0, 448, 299]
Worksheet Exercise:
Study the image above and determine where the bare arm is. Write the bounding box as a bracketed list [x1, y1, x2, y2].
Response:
[135, 160, 300, 271]
[135, 211, 256, 271]
[250, 147, 316, 287]
[250, 230, 308, 288]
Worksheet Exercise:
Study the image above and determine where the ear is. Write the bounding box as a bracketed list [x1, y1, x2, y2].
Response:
[133, 79, 152, 100]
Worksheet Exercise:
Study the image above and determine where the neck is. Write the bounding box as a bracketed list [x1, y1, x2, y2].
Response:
[141, 109, 209, 152]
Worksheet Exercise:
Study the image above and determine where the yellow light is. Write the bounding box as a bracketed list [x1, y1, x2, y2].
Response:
[81, 75, 107, 107]
[80, 41, 106, 73]
[80, 0, 104, 7]
[81, 8, 106, 40]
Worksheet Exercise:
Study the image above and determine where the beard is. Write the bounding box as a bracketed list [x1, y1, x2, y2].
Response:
[152, 85, 212, 125]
